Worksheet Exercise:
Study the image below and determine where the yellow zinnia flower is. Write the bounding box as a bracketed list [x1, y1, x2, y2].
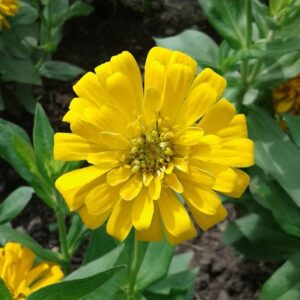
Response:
[0, 242, 63, 299]
[273, 74, 300, 115]
[54, 47, 254, 244]
[0, 0, 19, 29]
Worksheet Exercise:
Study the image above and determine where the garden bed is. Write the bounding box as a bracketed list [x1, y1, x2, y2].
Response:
[0, 0, 277, 299]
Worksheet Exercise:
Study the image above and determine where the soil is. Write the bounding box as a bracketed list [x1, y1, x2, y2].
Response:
[0, 0, 277, 299]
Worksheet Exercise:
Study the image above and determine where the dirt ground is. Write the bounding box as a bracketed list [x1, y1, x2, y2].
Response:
[0, 0, 277, 299]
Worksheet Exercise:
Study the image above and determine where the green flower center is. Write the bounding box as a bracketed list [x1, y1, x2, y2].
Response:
[127, 129, 175, 174]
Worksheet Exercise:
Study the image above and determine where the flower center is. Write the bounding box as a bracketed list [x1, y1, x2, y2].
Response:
[127, 128, 175, 174]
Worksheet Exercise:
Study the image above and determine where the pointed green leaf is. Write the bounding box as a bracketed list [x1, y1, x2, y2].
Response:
[0, 186, 33, 224]
[137, 241, 173, 290]
[198, 0, 247, 49]
[248, 106, 300, 206]
[0, 278, 12, 300]
[260, 254, 300, 300]
[28, 266, 126, 300]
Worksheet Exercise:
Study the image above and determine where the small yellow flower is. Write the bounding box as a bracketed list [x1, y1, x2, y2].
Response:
[54, 47, 254, 244]
[0, 242, 63, 299]
[0, 0, 19, 29]
[273, 74, 300, 115]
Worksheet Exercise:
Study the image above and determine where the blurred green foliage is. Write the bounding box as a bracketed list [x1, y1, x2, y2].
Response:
[156, 0, 300, 298]
[0, 0, 93, 112]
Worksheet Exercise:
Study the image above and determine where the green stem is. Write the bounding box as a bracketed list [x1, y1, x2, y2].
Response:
[55, 210, 71, 274]
[238, 0, 253, 108]
[127, 240, 144, 299]
[245, 0, 252, 48]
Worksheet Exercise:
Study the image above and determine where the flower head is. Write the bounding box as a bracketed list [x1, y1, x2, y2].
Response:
[0, 242, 63, 299]
[54, 47, 254, 244]
[0, 0, 19, 29]
[273, 74, 300, 115]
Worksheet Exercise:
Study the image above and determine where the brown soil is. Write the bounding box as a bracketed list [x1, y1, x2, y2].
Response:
[0, 0, 277, 299]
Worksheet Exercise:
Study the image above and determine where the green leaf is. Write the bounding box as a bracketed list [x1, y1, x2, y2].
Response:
[253, 37, 300, 57]
[232, 213, 300, 261]
[155, 29, 219, 69]
[283, 114, 300, 148]
[0, 225, 63, 263]
[67, 214, 87, 256]
[28, 266, 126, 300]
[33, 104, 55, 174]
[83, 226, 118, 264]
[248, 106, 300, 206]
[260, 254, 300, 300]
[64, 1, 94, 20]
[11, 1, 38, 25]
[137, 241, 173, 290]
[39, 61, 84, 81]
[250, 177, 300, 238]
[0, 52, 41, 85]
[270, 0, 292, 16]
[14, 83, 37, 114]
[147, 268, 198, 296]
[0, 278, 12, 300]
[0, 186, 33, 224]
[65, 245, 124, 281]
[0, 84, 4, 111]
[168, 252, 194, 275]
[252, 0, 277, 38]
[198, 0, 247, 49]
[254, 52, 300, 88]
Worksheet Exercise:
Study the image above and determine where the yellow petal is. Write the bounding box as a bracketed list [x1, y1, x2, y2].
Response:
[135, 202, 163, 242]
[173, 127, 204, 145]
[165, 173, 184, 193]
[178, 166, 215, 188]
[210, 138, 254, 167]
[191, 68, 226, 99]
[99, 132, 130, 150]
[224, 169, 250, 198]
[158, 189, 196, 244]
[106, 72, 137, 119]
[183, 184, 221, 215]
[54, 133, 100, 161]
[132, 189, 154, 231]
[110, 51, 143, 109]
[161, 63, 195, 121]
[30, 265, 63, 292]
[189, 203, 227, 231]
[106, 200, 133, 241]
[107, 166, 132, 186]
[148, 176, 161, 200]
[218, 114, 248, 140]
[198, 99, 236, 134]
[84, 104, 131, 137]
[143, 87, 162, 126]
[143, 173, 153, 186]
[120, 175, 143, 200]
[144, 60, 165, 93]
[276, 100, 294, 113]
[176, 83, 218, 126]
[73, 72, 107, 107]
[85, 182, 119, 216]
[173, 157, 188, 172]
[190, 160, 238, 193]
[55, 166, 107, 211]
[87, 151, 121, 167]
[78, 205, 109, 229]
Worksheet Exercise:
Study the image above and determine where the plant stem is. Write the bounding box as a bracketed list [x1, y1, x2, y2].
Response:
[127, 240, 144, 299]
[238, 0, 253, 108]
[55, 210, 71, 274]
